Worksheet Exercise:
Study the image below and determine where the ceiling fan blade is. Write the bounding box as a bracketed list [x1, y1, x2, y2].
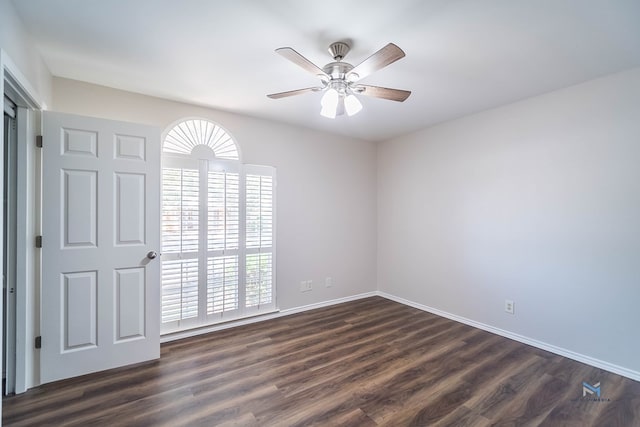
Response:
[276, 47, 329, 78]
[356, 85, 411, 102]
[346, 43, 406, 81]
[267, 87, 322, 99]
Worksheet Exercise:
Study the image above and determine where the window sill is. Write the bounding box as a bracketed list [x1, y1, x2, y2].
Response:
[160, 309, 281, 343]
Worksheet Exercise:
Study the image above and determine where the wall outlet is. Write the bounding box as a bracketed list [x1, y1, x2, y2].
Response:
[505, 299, 515, 314]
[300, 280, 313, 292]
[325, 277, 333, 288]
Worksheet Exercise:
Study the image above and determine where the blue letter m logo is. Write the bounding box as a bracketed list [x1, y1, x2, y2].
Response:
[582, 382, 601, 397]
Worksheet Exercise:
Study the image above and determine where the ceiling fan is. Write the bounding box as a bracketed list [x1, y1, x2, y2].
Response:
[267, 41, 411, 118]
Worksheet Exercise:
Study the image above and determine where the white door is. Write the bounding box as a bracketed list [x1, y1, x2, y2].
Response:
[41, 111, 160, 384]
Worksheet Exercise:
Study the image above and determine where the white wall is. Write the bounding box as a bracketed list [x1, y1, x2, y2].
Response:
[378, 68, 640, 376]
[0, 0, 52, 106]
[53, 77, 378, 311]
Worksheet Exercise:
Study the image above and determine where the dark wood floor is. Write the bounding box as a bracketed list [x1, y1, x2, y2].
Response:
[3, 297, 640, 426]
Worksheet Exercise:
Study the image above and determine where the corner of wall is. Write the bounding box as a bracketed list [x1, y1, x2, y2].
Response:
[0, 0, 53, 108]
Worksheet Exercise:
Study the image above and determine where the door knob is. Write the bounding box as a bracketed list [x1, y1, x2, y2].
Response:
[147, 251, 158, 260]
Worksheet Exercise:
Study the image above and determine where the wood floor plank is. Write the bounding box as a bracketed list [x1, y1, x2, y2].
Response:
[431, 405, 492, 427]
[372, 338, 522, 425]
[3, 296, 638, 426]
[489, 373, 576, 426]
[469, 353, 553, 419]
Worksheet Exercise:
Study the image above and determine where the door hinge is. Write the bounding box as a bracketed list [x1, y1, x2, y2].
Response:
[36, 135, 43, 148]
[35, 336, 42, 349]
[36, 235, 43, 248]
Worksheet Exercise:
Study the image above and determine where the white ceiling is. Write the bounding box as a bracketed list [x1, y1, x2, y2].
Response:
[11, 0, 640, 142]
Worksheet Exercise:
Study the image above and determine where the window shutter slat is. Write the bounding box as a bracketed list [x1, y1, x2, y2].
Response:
[162, 167, 199, 254]
[207, 255, 239, 314]
[161, 259, 199, 323]
[208, 171, 239, 251]
[246, 253, 273, 308]
[246, 174, 273, 250]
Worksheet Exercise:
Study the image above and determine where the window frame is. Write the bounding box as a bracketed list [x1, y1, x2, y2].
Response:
[160, 119, 276, 334]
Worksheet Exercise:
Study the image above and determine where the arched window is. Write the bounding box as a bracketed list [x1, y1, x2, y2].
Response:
[163, 119, 239, 159]
[161, 119, 275, 333]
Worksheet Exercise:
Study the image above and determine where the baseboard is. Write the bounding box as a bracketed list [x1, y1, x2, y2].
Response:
[161, 292, 378, 343]
[377, 291, 640, 382]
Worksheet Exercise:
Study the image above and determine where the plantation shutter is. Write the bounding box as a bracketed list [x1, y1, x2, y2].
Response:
[206, 162, 242, 320]
[161, 166, 200, 325]
[245, 165, 276, 310]
[161, 158, 276, 332]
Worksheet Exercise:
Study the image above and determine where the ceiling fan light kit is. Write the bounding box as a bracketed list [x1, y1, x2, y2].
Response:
[268, 41, 411, 119]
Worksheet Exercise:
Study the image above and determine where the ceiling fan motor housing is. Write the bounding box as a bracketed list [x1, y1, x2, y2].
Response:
[322, 61, 354, 80]
[328, 42, 350, 61]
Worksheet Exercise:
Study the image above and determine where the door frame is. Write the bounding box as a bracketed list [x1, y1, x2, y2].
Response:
[1, 49, 44, 395]
[4, 96, 18, 396]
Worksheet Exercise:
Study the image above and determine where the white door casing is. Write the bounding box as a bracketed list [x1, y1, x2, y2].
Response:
[4, 99, 18, 394]
[41, 111, 160, 384]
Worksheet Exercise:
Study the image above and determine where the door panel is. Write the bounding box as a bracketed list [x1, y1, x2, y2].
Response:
[115, 267, 145, 341]
[41, 111, 160, 384]
[63, 169, 97, 247]
[115, 173, 145, 245]
[63, 271, 97, 350]
[62, 128, 97, 157]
